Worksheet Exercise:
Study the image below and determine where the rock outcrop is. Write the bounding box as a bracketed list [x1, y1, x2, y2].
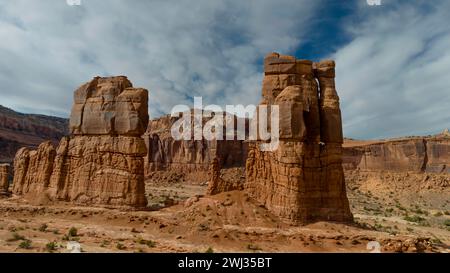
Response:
[206, 157, 242, 195]
[12, 76, 149, 208]
[0, 163, 10, 195]
[245, 53, 353, 224]
[343, 135, 450, 174]
[12, 142, 56, 195]
[144, 113, 248, 183]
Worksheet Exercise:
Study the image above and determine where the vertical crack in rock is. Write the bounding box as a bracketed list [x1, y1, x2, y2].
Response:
[421, 138, 428, 173]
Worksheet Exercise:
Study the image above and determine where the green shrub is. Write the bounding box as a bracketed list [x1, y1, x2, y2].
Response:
[68, 227, 78, 237]
[137, 238, 156, 248]
[19, 240, 32, 249]
[46, 242, 58, 252]
[116, 243, 126, 250]
[403, 215, 425, 223]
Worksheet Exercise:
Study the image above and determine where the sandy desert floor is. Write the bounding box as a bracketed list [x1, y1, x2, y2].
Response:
[0, 170, 449, 253]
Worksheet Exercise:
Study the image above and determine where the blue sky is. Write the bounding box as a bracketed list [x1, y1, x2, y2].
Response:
[0, 0, 449, 139]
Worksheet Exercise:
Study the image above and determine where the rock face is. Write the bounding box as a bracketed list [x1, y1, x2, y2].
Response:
[245, 53, 353, 224]
[206, 157, 242, 195]
[12, 76, 148, 208]
[0, 163, 10, 195]
[0, 105, 68, 163]
[343, 135, 450, 174]
[144, 113, 248, 183]
[70, 76, 148, 136]
[12, 142, 56, 195]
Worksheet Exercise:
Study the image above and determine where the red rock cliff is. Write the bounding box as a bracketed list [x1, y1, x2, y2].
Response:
[343, 132, 450, 174]
[144, 112, 248, 182]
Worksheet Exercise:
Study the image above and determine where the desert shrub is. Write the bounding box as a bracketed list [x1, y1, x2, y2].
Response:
[19, 240, 32, 249]
[137, 238, 156, 248]
[116, 243, 126, 250]
[403, 215, 425, 223]
[46, 242, 58, 252]
[68, 227, 78, 237]
[39, 224, 48, 232]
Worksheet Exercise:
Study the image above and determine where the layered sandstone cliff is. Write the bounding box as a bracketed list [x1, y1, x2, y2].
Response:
[245, 53, 353, 224]
[0, 105, 68, 163]
[12, 76, 148, 208]
[343, 133, 450, 174]
[144, 113, 248, 183]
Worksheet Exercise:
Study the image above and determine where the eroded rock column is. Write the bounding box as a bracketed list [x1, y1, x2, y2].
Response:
[12, 76, 149, 208]
[245, 53, 353, 224]
[0, 164, 10, 195]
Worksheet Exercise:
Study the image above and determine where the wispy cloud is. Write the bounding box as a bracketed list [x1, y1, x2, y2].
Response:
[0, 0, 320, 118]
[1, 0, 449, 139]
[334, 0, 450, 139]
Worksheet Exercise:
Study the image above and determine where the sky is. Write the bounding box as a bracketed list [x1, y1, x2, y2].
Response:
[0, 0, 449, 139]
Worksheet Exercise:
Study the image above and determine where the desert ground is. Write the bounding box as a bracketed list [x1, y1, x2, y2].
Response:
[0, 169, 448, 253]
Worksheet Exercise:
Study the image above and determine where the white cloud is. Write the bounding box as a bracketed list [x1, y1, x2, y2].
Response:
[334, 0, 450, 139]
[0, 0, 320, 119]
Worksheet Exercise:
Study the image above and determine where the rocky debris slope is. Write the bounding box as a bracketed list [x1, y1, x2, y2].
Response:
[144, 112, 248, 183]
[245, 53, 353, 224]
[12, 76, 149, 208]
[0, 105, 68, 163]
[343, 132, 450, 174]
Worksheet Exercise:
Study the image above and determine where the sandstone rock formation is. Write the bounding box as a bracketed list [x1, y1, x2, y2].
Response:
[343, 135, 450, 174]
[206, 157, 242, 195]
[0, 163, 10, 195]
[144, 113, 248, 183]
[12, 142, 56, 195]
[245, 52, 353, 224]
[12, 76, 149, 208]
